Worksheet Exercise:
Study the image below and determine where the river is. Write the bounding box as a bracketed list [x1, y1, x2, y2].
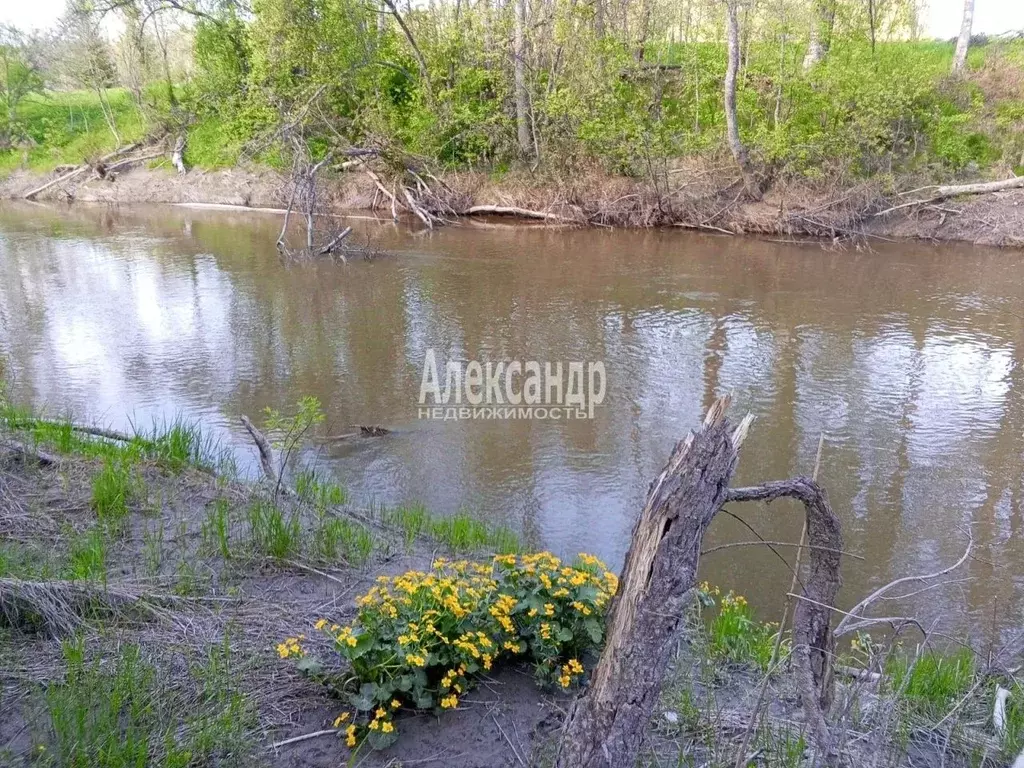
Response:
[1, 201, 1021, 642]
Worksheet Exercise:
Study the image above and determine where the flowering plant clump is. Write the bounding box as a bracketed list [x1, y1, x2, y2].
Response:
[280, 552, 618, 750]
[697, 582, 784, 671]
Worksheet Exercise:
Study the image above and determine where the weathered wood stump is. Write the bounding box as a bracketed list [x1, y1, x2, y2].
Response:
[554, 396, 752, 768]
[554, 398, 844, 767]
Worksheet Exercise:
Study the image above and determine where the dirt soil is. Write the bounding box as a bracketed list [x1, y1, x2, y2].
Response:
[0, 437, 573, 768]
[2, 164, 1022, 247]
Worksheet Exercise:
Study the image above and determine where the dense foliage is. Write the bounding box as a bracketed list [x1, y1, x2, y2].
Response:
[0, 0, 1022, 185]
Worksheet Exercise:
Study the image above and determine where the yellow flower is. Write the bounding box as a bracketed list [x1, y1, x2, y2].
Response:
[391, 699, 401, 709]
[369, 719, 380, 731]
[440, 694, 459, 709]
[345, 724, 357, 747]
[333, 712, 350, 728]
[375, 707, 387, 719]
[381, 721, 394, 733]
[315, 618, 327, 630]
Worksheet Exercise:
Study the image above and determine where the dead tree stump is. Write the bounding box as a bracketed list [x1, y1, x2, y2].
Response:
[554, 396, 752, 768]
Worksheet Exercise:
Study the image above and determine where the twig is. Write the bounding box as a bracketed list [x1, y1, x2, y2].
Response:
[834, 529, 973, 637]
[269, 728, 338, 749]
[701, 539, 862, 560]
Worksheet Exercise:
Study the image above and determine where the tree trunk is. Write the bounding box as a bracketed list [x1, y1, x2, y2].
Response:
[514, 0, 531, 157]
[952, 0, 974, 74]
[724, 0, 761, 200]
[802, 0, 835, 71]
[553, 397, 753, 768]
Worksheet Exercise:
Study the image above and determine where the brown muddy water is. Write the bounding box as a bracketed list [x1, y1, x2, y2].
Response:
[1, 201, 1022, 642]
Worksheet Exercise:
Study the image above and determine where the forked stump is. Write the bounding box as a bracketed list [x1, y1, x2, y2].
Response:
[554, 396, 752, 768]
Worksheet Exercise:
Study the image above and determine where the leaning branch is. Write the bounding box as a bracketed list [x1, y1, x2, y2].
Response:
[725, 477, 843, 752]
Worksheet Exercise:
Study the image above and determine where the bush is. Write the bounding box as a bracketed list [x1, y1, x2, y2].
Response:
[280, 552, 618, 750]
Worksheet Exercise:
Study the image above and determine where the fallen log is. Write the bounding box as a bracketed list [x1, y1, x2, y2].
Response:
[463, 204, 577, 223]
[554, 397, 753, 768]
[318, 226, 352, 256]
[875, 175, 1024, 217]
[105, 151, 169, 174]
[23, 143, 142, 200]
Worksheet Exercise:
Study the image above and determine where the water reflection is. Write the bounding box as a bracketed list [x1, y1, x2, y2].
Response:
[1, 201, 1022, 642]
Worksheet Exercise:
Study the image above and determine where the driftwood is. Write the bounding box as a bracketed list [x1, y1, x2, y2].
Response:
[876, 176, 1024, 217]
[23, 143, 141, 200]
[318, 226, 352, 258]
[240, 415, 278, 487]
[462, 204, 577, 223]
[725, 478, 844, 750]
[554, 397, 753, 768]
[105, 151, 168, 175]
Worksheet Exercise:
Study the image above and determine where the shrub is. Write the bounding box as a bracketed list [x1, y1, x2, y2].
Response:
[280, 552, 618, 750]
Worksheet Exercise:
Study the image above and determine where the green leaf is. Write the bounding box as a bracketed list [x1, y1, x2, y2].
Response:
[295, 656, 324, 676]
[349, 632, 374, 660]
[584, 618, 603, 644]
[349, 682, 378, 711]
[556, 626, 574, 643]
[367, 728, 399, 750]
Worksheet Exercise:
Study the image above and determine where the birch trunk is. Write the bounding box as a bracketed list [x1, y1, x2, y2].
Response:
[801, 0, 834, 71]
[514, 0, 531, 157]
[952, 0, 974, 73]
[725, 0, 761, 200]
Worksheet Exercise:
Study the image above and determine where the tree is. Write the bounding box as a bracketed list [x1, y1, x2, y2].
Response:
[514, 0, 531, 157]
[0, 26, 44, 148]
[952, 0, 974, 74]
[802, 0, 835, 70]
[725, 0, 760, 199]
[55, 6, 122, 143]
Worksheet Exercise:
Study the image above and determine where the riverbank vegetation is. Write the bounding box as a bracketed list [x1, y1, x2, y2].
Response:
[3, 369, 1024, 766]
[1, 0, 1023, 231]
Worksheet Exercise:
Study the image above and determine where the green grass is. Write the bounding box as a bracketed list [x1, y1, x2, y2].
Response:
[0, 89, 147, 176]
[0, 542, 55, 580]
[311, 516, 374, 566]
[65, 527, 108, 581]
[886, 648, 977, 719]
[295, 469, 347, 509]
[246, 497, 301, 559]
[39, 635, 258, 767]
[0, 401, 232, 476]
[90, 458, 144, 530]
[201, 497, 234, 560]
[378, 502, 521, 554]
[183, 116, 244, 170]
